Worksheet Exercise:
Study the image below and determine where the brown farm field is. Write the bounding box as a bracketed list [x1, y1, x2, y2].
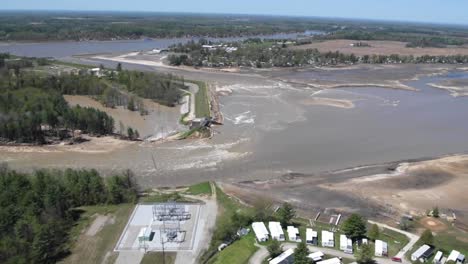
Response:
[290, 39, 468, 56]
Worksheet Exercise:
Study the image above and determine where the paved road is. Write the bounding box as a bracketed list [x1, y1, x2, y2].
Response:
[368, 220, 420, 263]
[174, 183, 218, 264]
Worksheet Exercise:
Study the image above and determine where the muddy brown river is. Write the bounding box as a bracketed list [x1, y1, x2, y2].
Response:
[1, 41, 468, 187]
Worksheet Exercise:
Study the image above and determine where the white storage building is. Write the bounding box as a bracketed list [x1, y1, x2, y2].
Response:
[433, 251, 443, 264]
[411, 244, 434, 262]
[448, 250, 465, 264]
[317, 257, 342, 264]
[138, 227, 153, 242]
[375, 240, 388, 257]
[270, 248, 294, 264]
[252, 222, 269, 242]
[269, 222, 285, 241]
[321, 230, 335, 247]
[340, 234, 353, 254]
[308, 251, 325, 262]
[287, 226, 301, 242]
[306, 228, 318, 245]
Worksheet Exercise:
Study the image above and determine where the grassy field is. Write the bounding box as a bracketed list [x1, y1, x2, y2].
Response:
[408, 218, 468, 258]
[185, 181, 212, 196]
[190, 80, 211, 118]
[289, 39, 468, 56]
[139, 191, 196, 203]
[211, 233, 258, 264]
[432, 228, 468, 255]
[377, 227, 409, 257]
[52, 60, 94, 69]
[200, 185, 256, 263]
[140, 252, 176, 264]
[59, 204, 135, 264]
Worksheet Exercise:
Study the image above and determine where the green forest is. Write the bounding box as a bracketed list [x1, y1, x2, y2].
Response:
[0, 166, 138, 264]
[0, 12, 332, 41]
[0, 54, 185, 143]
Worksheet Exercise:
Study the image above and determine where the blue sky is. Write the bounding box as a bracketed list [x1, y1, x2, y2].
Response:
[2, 0, 468, 25]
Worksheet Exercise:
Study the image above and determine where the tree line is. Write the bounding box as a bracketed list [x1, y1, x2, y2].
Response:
[0, 87, 114, 143]
[168, 39, 468, 68]
[0, 166, 138, 264]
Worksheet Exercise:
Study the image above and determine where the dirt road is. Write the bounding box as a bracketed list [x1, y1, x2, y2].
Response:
[175, 183, 218, 264]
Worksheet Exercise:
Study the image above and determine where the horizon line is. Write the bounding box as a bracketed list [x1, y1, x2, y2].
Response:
[1, 9, 468, 27]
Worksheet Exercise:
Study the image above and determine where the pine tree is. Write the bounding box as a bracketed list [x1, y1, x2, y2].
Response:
[277, 202, 295, 226]
[267, 239, 283, 258]
[419, 229, 434, 245]
[432, 207, 439, 218]
[342, 214, 367, 241]
[355, 243, 375, 264]
[368, 224, 380, 241]
[293, 242, 311, 264]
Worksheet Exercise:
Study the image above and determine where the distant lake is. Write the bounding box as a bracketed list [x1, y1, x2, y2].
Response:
[0, 30, 324, 58]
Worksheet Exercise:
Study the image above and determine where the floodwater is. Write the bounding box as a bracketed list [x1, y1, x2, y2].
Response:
[1, 41, 468, 187]
[0, 30, 323, 58]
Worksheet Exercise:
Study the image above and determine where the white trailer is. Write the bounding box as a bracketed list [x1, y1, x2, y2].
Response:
[375, 240, 388, 257]
[306, 228, 318, 245]
[252, 222, 269, 242]
[269, 222, 285, 241]
[321, 230, 334, 247]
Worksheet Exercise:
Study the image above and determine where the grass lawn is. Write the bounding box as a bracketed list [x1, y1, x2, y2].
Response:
[200, 184, 256, 263]
[190, 80, 211, 118]
[140, 192, 196, 203]
[59, 203, 135, 264]
[211, 233, 258, 264]
[377, 227, 410, 257]
[53, 60, 93, 69]
[431, 224, 468, 256]
[140, 252, 176, 264]
[185, 181, 212, 196]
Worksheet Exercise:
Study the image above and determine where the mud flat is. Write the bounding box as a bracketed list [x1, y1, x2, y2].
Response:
[0, 135, 134, 155]
[267, 64, 457, 91]
[222, 153, 468, 225]
[299, 97, 355, 109]
[428, 79, 468, 97]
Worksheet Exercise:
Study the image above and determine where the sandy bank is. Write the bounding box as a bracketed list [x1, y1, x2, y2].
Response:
[306, 80, 418, 91]
[300, 97, 355, 109]
[427, 83, 468, 97]
[323, 154, 468, 218]
[0, 136, 134, 154]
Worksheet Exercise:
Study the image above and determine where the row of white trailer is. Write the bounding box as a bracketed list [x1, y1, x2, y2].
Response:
[252, 222, 388, 256]
[252, 222, 302, 243]
[412, 245, 465, 264]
